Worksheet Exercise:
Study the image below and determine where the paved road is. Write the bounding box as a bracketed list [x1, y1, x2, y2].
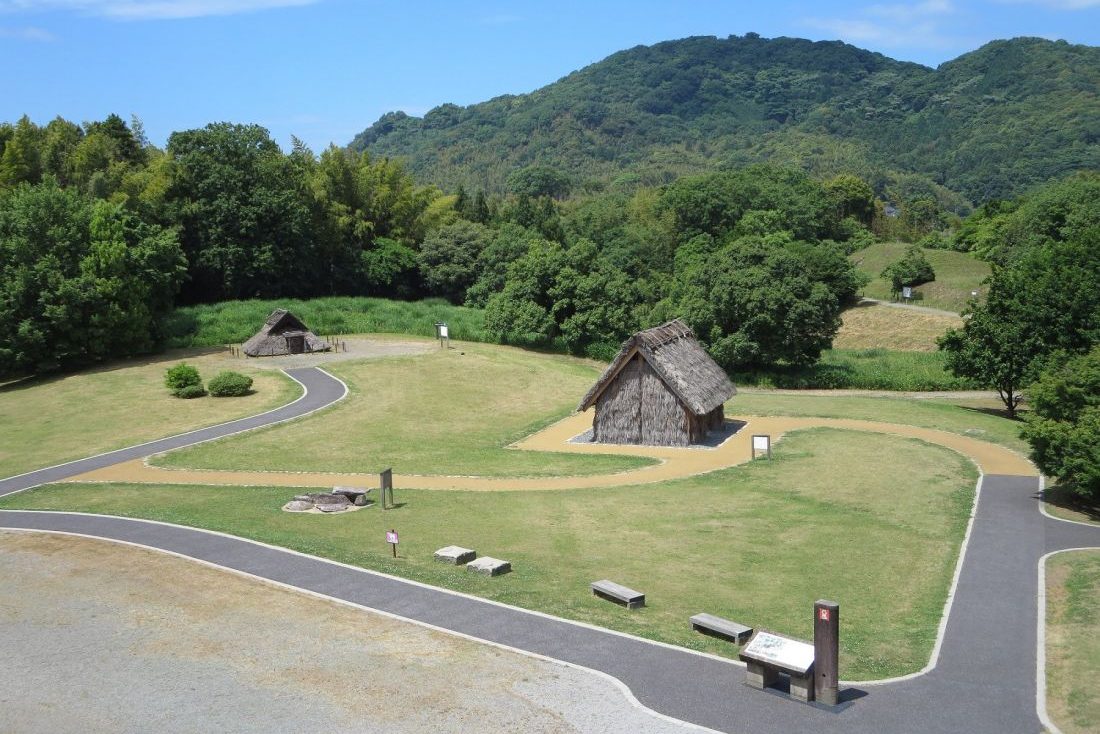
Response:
[1, 368, 1097, 733]
[0, 367, 346, 498]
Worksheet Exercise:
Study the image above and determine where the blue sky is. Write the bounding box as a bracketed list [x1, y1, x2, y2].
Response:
[2, 0, 1097, 152]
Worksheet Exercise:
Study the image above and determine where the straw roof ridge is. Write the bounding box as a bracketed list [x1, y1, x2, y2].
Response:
[577, 319, 735, 415]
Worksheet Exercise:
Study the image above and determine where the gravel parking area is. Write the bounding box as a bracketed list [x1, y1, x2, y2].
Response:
[0, 531, 701, 734]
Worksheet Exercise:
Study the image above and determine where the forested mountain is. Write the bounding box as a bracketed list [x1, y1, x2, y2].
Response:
[350, 34, 1100, 207]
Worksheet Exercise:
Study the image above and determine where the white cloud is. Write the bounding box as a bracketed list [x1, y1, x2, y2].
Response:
[997, 0, 1100, 8]
[0, 25, 56, 39]
[802, 0, 967, 53]
[0, 0, 321, 20]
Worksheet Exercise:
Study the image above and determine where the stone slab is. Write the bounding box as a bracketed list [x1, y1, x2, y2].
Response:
[434, 546, 477, 565]
[590, 580, 645, 609]
[466, 557, 511, 576]
[690, 613, 753, 644]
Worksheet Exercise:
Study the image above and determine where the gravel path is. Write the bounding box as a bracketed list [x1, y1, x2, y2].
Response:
[858, 297, 964, 318]
[0, 531, 700, 734]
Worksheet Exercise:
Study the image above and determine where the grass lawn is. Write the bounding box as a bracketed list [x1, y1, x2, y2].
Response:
[732, 392, 1029, 454]
[834, 302, 962, 352]
[156, 342, 651, 477]
[1046, 550, 1100, 733]
[735, 349, 976, 391]
[1042, 484, 1100, 525]
[0, 350, 297, 479]
[851, 243, 991, 313]
[0, 428, 976, 680]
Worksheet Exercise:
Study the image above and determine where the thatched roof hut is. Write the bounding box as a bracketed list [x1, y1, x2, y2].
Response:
[242, 309, 331, 357]
[577, 319, 735, 446]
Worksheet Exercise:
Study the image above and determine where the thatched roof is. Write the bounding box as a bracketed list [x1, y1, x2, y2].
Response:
[242, 309, 331, 357]
[577, 319, 735, 415]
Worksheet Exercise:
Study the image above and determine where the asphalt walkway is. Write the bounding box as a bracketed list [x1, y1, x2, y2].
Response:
[2, 366, 1097, 733]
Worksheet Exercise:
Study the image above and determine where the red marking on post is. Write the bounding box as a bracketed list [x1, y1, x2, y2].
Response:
[819, 608, 830, 622]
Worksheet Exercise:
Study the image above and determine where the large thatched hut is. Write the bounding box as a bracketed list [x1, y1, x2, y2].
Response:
[577, 319, 735, 447]
[242, 309, 331, 357]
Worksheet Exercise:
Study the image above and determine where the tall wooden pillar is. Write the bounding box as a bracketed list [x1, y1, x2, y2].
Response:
[814, 599, 840, 705]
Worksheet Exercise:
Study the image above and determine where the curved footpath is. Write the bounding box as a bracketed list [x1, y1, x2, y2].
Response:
[2, 367, 1098, 733]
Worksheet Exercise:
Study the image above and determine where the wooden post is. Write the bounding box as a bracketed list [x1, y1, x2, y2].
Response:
[814, 599, 840, 706]
[380, 468, 393, 509]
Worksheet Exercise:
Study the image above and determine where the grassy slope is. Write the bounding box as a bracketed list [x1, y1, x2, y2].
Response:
[1046, 550, 1100, 733]
[851, 243, 992, 313]
[157, 342, 649, 477]
[0, 350, 297, 479]
[834, 302, 962, 352]
[165, 297, 489, 349]
[1, 428, 976, 680]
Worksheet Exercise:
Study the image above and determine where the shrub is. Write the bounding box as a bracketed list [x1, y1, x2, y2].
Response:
[174, 383, 206, 399]
[207, 370, 253, 397]
[881, 245, 936, 297]
[165, 363, 202, 391]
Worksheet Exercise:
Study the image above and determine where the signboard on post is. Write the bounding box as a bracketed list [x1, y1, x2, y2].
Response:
[380, 468, 394, 510]
[386, 529, 399, 558]
[901, 286, 913, 301]
[751, 434, 771, 460]
[434, 322, 449, 349]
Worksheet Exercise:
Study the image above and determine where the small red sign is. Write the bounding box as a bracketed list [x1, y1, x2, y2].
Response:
[819, 608, 830, 622]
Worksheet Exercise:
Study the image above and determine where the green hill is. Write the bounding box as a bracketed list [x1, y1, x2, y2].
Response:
[350, 35, 1099, 206]
[852, 243, 992, 313]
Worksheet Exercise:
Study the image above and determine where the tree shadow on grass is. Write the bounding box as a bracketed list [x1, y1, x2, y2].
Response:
[1041, 484, 1100, 523]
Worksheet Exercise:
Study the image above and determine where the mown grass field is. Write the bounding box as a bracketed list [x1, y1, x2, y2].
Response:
[0, 428, 976, 680]
[156, 342, 649, 477]
[1046, 550, 1100, 733]
[834, 302, 962, 352]
[0, 350, 297, 479]
[734, 349, 976, 391]
[851, 243, 992, 313]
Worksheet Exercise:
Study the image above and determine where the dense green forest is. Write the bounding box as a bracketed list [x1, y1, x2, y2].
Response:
[351, 35, 1099, 208]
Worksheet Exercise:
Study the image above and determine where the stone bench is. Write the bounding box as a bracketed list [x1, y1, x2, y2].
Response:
[690, 613, 753, 644]
[434, 546, 476, 565]
[591, 580, 645, 609]
[738, 631, 816, 702]
[466, 557, 511, 576]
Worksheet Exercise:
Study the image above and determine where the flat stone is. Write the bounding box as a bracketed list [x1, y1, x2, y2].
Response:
[332, 486, 370, 500]
[466, 557, 511, 576]
[315, 503, 349, 513]
[434, 546, 476, 565]
[352, 494, 370, 507]
[282, 500, 313, 512]
[308, 493, 351, 506]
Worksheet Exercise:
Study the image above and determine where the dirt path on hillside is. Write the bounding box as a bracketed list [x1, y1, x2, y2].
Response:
[68, 411, 1035, 491]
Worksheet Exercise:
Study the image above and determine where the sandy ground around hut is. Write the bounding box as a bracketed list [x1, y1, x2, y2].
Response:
[68, 411, 1036, 491]
[212, 336, 433, 371]
[0, 531, 699, 734]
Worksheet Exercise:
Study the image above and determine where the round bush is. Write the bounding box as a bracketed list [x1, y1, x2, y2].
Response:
[207, 370, 253, 397]
[165, 363, 202, 391]
[174, 383, 206, 399]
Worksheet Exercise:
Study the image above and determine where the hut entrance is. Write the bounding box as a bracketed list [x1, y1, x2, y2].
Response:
[283, 331, 306, 354]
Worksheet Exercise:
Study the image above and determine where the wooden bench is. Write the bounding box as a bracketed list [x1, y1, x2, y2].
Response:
[690, 613, 753, 644]
[738, 631, 816, 702]
[591, 580, 645, 609]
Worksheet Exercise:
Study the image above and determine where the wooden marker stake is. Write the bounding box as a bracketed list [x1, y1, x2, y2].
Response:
[380, 468, 393, 510]
[814, 599, 840, 706]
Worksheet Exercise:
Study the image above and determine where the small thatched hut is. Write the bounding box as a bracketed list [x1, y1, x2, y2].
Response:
[577, 319, 735, 447]
[242, 309, 331, 357]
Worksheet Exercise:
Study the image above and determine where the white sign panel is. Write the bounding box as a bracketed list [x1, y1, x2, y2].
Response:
[752, 435, 769, 451]
[741, 632, 815, 674]
[902, 286, 913, 299]
[440, 325, 449, 339]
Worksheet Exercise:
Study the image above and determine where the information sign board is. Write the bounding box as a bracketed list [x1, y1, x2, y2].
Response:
[741, 632, 815, 675]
